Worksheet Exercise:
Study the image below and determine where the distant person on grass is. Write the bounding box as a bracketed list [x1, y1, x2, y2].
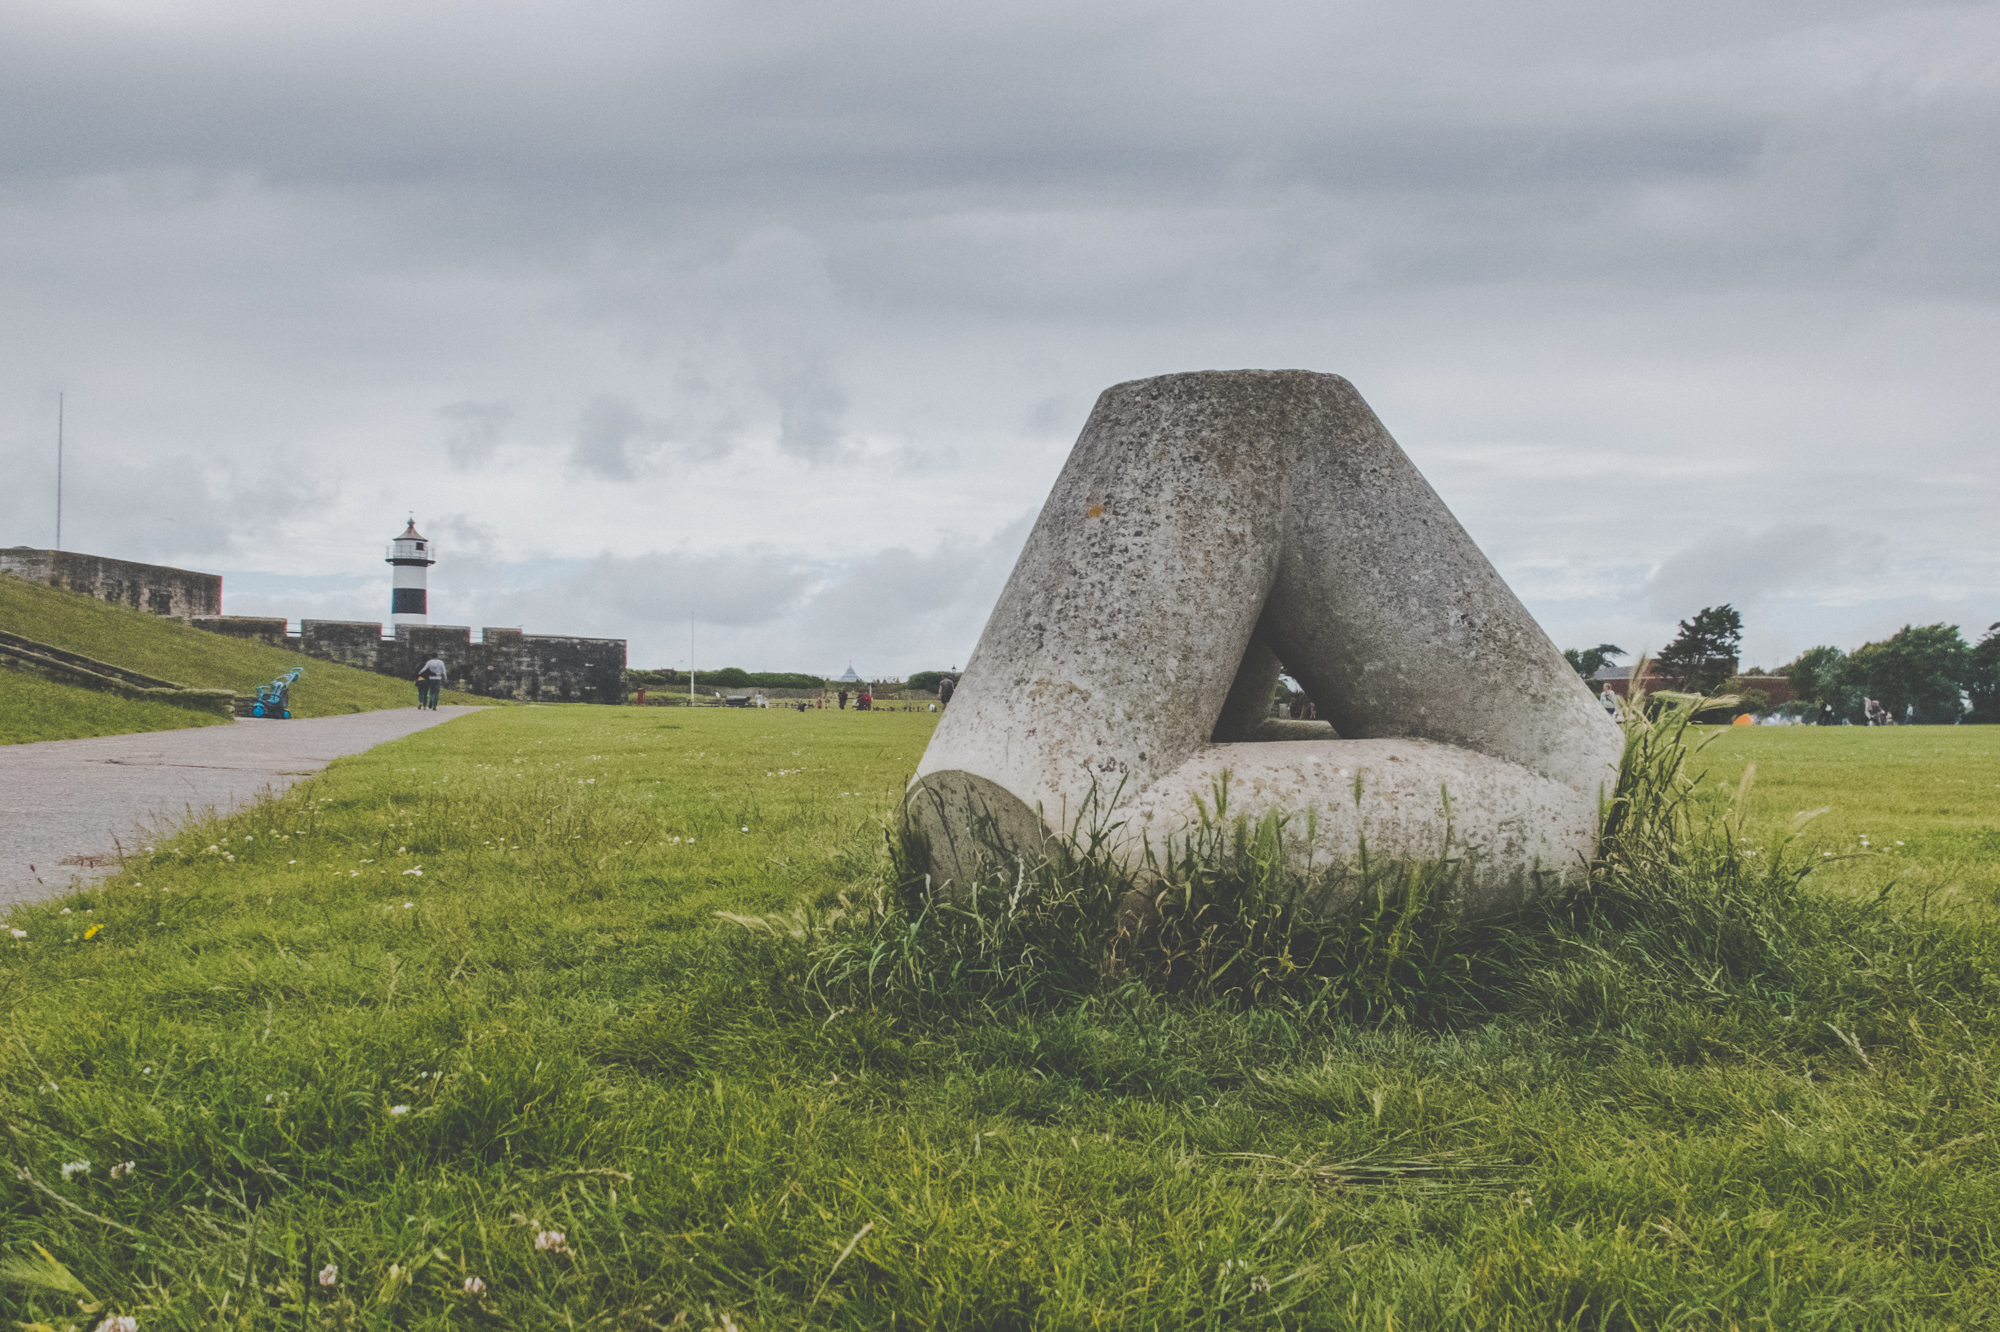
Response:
[838, 689, 849, 710]
[938, 675, 956, 707]
[416, 656, 446, 710]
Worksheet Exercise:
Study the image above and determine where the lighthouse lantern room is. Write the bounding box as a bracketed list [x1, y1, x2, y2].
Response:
[386, 518, 436, 625]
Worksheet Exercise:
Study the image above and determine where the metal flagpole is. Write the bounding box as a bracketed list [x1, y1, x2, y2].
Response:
[55, 393, 63, 550]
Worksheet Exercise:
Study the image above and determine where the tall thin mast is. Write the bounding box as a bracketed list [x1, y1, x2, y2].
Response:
[54, 393, 63, 550]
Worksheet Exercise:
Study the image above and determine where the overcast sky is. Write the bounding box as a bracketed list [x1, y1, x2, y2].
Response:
[3, 0, 1995, 675]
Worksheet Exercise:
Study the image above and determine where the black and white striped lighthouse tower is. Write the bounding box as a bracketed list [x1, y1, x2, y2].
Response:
[386, 518, 436, 625]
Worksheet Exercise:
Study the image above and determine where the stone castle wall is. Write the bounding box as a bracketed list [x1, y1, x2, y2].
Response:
[287, 620, 626, 704]
[190, 615, 289, 646]
[299, 620, 387, 670]
[2, 547, 222, 619]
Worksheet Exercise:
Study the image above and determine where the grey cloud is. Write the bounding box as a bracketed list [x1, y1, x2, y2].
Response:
[450, 517, 1034, 672]
[1641, 525, 1890, 619]
[571, 395, 659, 481]
[0, 429, 332, 568]
[437, 400, 511, 469]
[767, 360, 849, 462]
[558, 548, 817, 631]
[569, 382, 747, 479]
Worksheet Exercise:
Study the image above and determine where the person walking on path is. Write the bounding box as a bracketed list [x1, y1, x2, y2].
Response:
[417, 655, 447, 710]
[938, 675, 956, 708]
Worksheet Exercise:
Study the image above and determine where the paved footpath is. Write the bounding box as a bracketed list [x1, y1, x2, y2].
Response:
[0, 707, 482, 910]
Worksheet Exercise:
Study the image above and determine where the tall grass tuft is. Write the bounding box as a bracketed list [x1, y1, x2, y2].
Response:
[809, 769, 1479, 1027]
[806, 673, 1880, 1042]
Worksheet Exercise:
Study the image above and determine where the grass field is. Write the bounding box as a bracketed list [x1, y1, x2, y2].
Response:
[2, 709, 1999, 1329]
[1691, 724, 2000, 909]
[1, 576, 483, 744]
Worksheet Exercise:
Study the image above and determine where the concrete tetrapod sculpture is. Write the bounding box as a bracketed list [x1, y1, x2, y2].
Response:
[907, 370, 1625, 921]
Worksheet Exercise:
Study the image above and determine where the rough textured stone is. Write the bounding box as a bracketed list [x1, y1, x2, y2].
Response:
[296, 620, 628, 704]
[908, 370, 1624, 919]
[2, 548, 221, 619]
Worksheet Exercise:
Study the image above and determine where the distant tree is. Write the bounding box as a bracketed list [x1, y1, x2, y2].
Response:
[1655, 605, 1742, 696]
[626, 667, 823, 691]
[1562, 643, 1626, 680]
[744, 671, 826, 690]
[1839, 624, 1970, 724]
[907, 670, 955, 695]
[1969, 624, 2000, 724]
[1781, 645, 1845, 712]
[1733, 688, 1773, 719]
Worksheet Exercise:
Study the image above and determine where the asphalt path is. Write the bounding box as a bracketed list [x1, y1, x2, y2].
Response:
[0, 707, 482, 910]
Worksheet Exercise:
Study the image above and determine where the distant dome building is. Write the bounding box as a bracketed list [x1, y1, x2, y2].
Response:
[386, 519, 436, 625]
[837, 663, 861, 683]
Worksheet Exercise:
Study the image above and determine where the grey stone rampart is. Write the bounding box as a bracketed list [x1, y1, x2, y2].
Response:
[191, 615, 291, 646]
[459, 632, 626, 704]
[300, 621, 384, 670]
[1, 547, 222, 619]
[283, 619, 625, 703]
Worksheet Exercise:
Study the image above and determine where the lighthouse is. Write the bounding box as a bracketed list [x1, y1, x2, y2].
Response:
[386, 518, 436, 625]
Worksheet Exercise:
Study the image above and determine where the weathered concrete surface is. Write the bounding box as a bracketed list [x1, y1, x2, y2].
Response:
[908, 370, 1623, 918]
[0, 707, 481, 911]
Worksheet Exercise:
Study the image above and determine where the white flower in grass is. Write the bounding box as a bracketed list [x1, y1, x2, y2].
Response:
[388, 1104, 411, 1117]
[61, 908, 71, 915]
[462, 1276, 486, 1296]
[318, 1263, 339, 1287]
[61, 1160, 90, 1180]
[1249, 1275, 1272, 1295]
[534, 1230, 568, 1253]
[109, 1161, 135, 1180]
[8, 928, 24, 939]
[402, 867, 423, 877]
[95, 1316, 138, 1332]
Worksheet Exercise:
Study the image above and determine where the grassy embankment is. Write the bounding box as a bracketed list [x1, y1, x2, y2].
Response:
[0, 670, 233, 747]
[3, 709, 1999, 1328]
[0, 576, 481, 744]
